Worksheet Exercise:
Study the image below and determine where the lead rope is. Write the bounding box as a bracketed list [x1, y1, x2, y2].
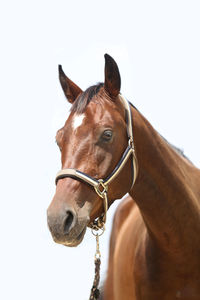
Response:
[89, 190, 108, 300]
[89, 227, 105, 300]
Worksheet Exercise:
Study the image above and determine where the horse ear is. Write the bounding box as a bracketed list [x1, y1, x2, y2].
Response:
[58, 65, 82, 103]
[104, 54, 121, 98]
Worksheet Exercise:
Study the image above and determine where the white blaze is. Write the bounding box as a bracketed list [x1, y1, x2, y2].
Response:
[72, 114, 85, 130]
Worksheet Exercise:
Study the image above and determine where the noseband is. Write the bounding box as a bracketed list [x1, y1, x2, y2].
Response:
[55, 95, 138, 229]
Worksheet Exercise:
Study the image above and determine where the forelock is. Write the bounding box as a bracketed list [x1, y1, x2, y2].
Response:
[70, 83, 104, 113]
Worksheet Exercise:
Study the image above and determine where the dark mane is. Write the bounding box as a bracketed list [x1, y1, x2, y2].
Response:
[71, 83, 104, 113]
[161, 135, 191, 163]
[130, 102, 190, 162]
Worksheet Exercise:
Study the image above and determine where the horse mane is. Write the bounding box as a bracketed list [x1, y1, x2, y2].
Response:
[161, 135, 191, 163]
[71, 82, 104, 113]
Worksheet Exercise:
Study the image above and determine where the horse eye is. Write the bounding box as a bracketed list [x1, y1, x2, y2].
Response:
[101, 130, 113, 141]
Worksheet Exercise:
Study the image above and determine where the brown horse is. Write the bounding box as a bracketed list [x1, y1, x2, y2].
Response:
[47, 54, 200, 299]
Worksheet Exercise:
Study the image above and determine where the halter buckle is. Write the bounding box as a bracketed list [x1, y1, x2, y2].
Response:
[90, 181, 108, 230]
[94, 179, 108, 198]
[128, 137, 134, 150]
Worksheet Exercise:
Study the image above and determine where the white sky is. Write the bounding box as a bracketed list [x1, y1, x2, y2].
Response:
[0, 1, 200, 299]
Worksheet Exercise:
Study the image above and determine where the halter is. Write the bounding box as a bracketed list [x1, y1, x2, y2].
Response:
[55, 95, 138, 229]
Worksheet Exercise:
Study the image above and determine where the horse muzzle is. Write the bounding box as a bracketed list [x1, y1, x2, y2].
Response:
[47, 206, 88, 247]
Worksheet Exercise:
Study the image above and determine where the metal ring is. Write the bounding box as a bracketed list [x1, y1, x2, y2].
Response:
[91, 226, 105, 237]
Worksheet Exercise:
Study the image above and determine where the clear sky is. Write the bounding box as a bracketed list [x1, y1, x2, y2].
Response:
[0, 1, 200, 299]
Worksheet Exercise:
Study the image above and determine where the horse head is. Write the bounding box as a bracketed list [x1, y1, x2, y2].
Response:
[47, 54, 136, 247]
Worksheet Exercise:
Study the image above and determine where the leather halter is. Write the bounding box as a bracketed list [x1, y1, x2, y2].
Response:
[55, 95, 138, 229]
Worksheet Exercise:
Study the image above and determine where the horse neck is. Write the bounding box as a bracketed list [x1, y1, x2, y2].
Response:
[129, 107, 200, 255]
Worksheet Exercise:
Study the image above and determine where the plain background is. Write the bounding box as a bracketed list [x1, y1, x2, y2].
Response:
[0, 1, 200, 299]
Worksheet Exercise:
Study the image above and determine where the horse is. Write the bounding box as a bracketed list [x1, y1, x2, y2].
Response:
[47, 54, 200, 299]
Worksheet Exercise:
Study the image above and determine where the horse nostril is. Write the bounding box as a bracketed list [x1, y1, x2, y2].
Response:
[63, 211, 74, 234]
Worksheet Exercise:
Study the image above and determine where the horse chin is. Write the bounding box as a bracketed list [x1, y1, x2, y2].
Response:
[62, 226, 87, 247]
